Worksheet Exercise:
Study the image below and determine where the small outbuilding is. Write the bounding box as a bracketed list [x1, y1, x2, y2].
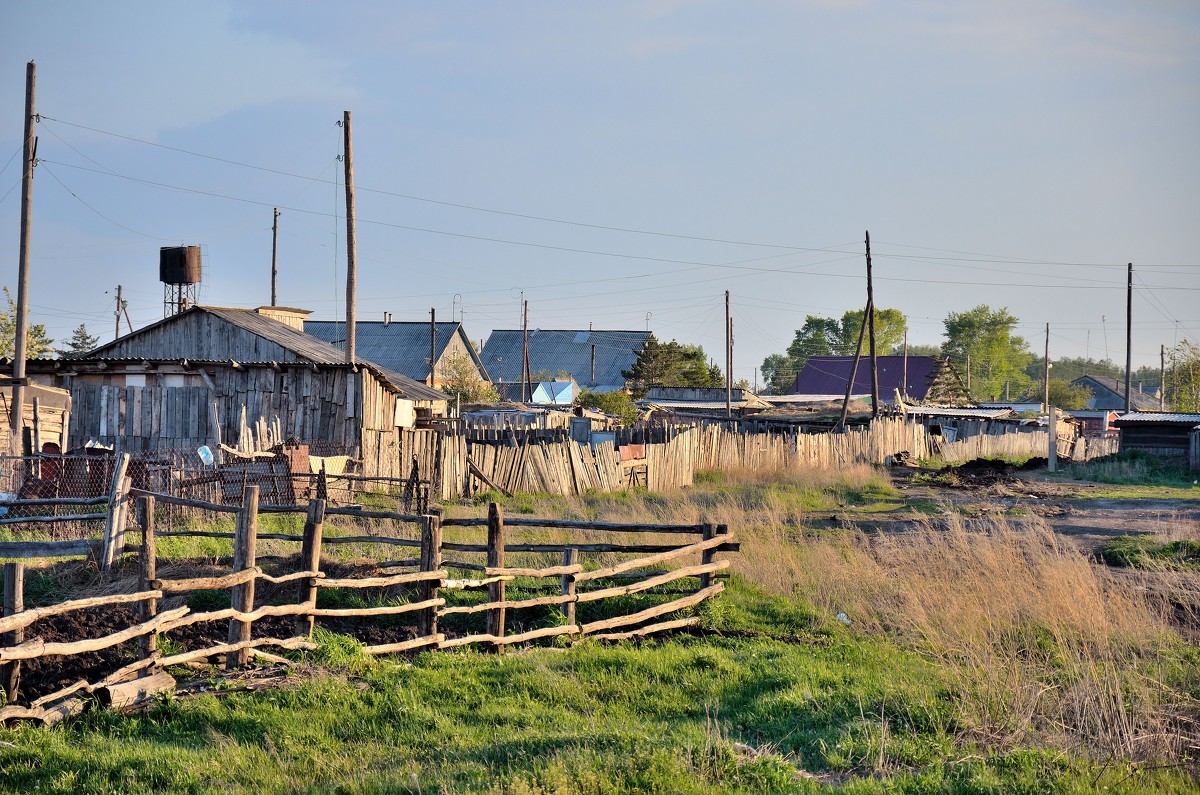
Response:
[1111, 412, 1200, 458]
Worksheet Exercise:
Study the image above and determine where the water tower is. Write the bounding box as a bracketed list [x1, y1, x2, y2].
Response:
[160, 246, 201, 316]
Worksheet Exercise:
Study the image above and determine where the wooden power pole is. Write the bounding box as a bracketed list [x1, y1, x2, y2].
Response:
[725, 290, 732, 420]
[1043, 322, 1050, 413]
[343, 111, 356, 364]
[1160, 344, 1166, 411]
[865, 231, 878, 419]
[522, 300, 531, 403]
[1124, 263, 1133, 414]
[271, 208, 279, 306]
[114, 285, 123, 340]
[429, 308, 437, 387]
[10, 60, 36, 454]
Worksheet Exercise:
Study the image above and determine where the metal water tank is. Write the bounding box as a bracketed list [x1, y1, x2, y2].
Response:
[159, 246, 202, 285]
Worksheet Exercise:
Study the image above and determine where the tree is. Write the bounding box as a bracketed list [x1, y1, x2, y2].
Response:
[440, 352, 499, 404]
[759, 308, 909, 395]
[0, 286, 53, 359]
[60, 323, 100, 358]
[576, 389, 639, 425]
[942, 305, 1033, 402]
[1165, 340, 1200, 412]
[622, 336, 722, 397]
[1046, 378, 1093, 410]
[837, 307, 908, 356]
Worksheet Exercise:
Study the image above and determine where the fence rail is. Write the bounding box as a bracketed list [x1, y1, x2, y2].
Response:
[0, 487, 737, 720]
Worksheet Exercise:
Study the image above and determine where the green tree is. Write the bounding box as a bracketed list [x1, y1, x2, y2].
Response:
[838, 307, 908, 356]
[1046, 378, 1093, 410]
[622, 336, 721, 397]
[1164, 340, 1200, 412]
[576, 389, 639, 425]
[59, 323, 100, 358]
[440, 352, 499, 404]
[942, 305, 1033, 402]
[0, 286, 53, 359]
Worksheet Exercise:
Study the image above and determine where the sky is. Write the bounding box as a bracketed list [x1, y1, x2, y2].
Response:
[1, 1, 1198, 387]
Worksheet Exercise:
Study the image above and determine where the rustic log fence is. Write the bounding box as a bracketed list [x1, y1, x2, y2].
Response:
[0, 487, 736, 722]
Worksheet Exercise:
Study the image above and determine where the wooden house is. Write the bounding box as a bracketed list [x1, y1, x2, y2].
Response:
[26, 306, 448, 478]
[306, 318, 490, 390]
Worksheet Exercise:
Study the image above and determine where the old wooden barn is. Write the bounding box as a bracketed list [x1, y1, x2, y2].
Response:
[27, 306, 448, 478]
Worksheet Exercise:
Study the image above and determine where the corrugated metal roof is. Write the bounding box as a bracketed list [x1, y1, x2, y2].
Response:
[788, 356, 941, 399]
[1072, 375, 1161, 411]
[1112, 412, 1200, 425]
[306, 320, 488, 383]
[79, 307, 447, 403]
[904, 406, 1014, 419]
[481, 329, 650, 392]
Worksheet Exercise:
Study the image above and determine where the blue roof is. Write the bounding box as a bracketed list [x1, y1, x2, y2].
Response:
[481, 329, 650, 392]
[306, 320, 488, 383]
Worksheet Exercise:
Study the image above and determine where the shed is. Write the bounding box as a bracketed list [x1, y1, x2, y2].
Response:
[1111, 412, 1200, 458]
[26, 306, 448, 478]
[0, 378, 72, 455]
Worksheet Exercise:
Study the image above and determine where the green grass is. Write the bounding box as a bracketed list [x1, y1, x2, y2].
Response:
[1053, 451, 1200, 492]
[1100, 535, 1200, 571]
[1, 591, 1191, 794]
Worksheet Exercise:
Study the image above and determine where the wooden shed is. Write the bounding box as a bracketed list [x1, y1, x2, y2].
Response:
[1111, 412, 1200, 458]
[27, 306, 448, 478]
[0, 378, 72, 455]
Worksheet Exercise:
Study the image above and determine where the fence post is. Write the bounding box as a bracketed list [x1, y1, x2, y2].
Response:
[295, 498, 326, 638]
[101, 452, 131, 572]
[226, 485, 260, 668]
[137, 495, 158, 665]
[2, 562, 24, 704]
[699, 522, 718, 590]
[560, 547, 577, 630]
[418, 512, 442, 640]
[487, 502, 506, 650]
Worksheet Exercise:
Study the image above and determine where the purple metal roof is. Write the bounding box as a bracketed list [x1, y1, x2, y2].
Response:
[787, 356, 940, 399]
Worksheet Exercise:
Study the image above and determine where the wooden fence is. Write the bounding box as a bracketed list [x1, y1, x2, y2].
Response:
[0, 486, 736, 724]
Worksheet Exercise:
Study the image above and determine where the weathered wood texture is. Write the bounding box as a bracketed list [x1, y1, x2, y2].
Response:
[0, 500, 735, 711]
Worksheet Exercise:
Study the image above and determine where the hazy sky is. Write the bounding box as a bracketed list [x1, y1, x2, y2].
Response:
[2, 1, 1197, 383]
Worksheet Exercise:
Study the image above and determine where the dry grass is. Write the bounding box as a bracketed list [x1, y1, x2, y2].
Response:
[447, 464, 1200, 763]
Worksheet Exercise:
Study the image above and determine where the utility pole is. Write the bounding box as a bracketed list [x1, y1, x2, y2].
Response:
[343, 111, 356, 364]
[865, 231, 878, 419]
[902, 330, 908, 399]
[1043, 323, 1050, 413]
[10, 61, 36, 454]
[725, 290, 732, 420]
[521, 300, 530, 403]
[1160, 344, 1166, 412]
[115, 285, 123, 341]
[271, 208, 279, 307]
[836, 298, 871, 432]
[1124, 263, 1133, 414]
[429, 308, 437, 387]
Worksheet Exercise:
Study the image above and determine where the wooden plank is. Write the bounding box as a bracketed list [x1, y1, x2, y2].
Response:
[0, 590, 164, 635]
[592, 616, 700, 642]
[0, 606, 189, 662]
[579, 584, 723, 635]
[574, 534, 735, 582]
[362, 634, 445, 655]
[576, 561, 728, 603]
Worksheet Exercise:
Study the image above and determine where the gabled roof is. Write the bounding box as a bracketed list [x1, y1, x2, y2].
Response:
[1071, 375, 1161, 411]
[494, 380, 579, 405]
[305, 320, 489, 383]
[75, 307, 447, 403]
[481, 329, 651, 392]
[787, 356, 965, 404]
